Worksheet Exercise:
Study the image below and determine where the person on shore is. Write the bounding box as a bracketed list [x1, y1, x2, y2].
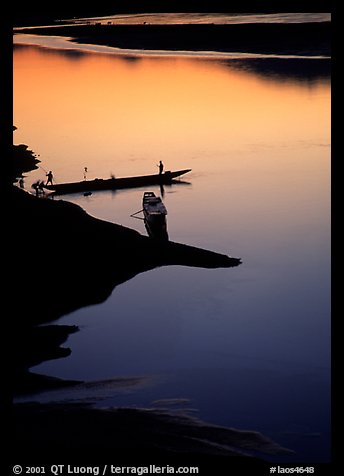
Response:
[46, 170, 54, 186]
[32, 180, 44, 196]
[37, 180, 45, 196]
[32, 181, 39, 196]
[158, 160, 164, 175]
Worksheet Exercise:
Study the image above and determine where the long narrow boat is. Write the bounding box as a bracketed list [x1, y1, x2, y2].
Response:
[44, 169, 191, 195]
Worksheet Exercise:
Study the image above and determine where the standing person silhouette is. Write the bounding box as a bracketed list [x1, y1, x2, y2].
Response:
[158, 160, 164, 175]
[46, 171, 54, 185]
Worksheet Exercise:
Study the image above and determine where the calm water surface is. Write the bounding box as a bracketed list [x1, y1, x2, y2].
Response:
[13, 40, 331, 462]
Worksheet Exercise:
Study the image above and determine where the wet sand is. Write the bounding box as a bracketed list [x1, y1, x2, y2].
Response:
[13, 401, 292, 466]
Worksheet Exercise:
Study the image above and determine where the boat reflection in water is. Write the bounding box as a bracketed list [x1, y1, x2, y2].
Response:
[142, 191, 168, 240]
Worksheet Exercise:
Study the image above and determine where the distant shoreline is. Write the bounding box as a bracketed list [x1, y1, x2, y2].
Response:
[14, 22, 331, 57]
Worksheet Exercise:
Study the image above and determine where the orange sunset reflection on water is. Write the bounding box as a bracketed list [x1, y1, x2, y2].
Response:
[14, 46, 330, 176]
[14, 44, 330, 250]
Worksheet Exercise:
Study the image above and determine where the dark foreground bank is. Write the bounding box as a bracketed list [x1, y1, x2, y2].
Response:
[15, 21, 331, 57]
[9, 186, 240, 326]
[5, 185, 289, 472]
[8, 185, 240, 392]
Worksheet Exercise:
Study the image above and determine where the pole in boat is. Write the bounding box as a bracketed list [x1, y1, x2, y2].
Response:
[130, 209, 144, 220]
[38, 164, 48, 174]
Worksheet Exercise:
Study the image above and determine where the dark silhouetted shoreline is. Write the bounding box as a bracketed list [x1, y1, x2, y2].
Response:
[15, 21, 331, 57]
[7, 182, 290, 470]
[8, 184, 240, 390]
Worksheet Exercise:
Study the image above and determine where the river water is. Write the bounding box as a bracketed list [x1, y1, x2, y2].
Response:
[13, 26, 331, 463]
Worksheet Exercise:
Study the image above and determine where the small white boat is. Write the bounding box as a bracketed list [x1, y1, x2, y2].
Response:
[142, 191, 168, 240]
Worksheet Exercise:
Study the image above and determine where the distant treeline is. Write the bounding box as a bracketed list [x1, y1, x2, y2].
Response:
[12, 4, 331, 27]
[13, 8, 132, 26]
[16, 22, 331, 57]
